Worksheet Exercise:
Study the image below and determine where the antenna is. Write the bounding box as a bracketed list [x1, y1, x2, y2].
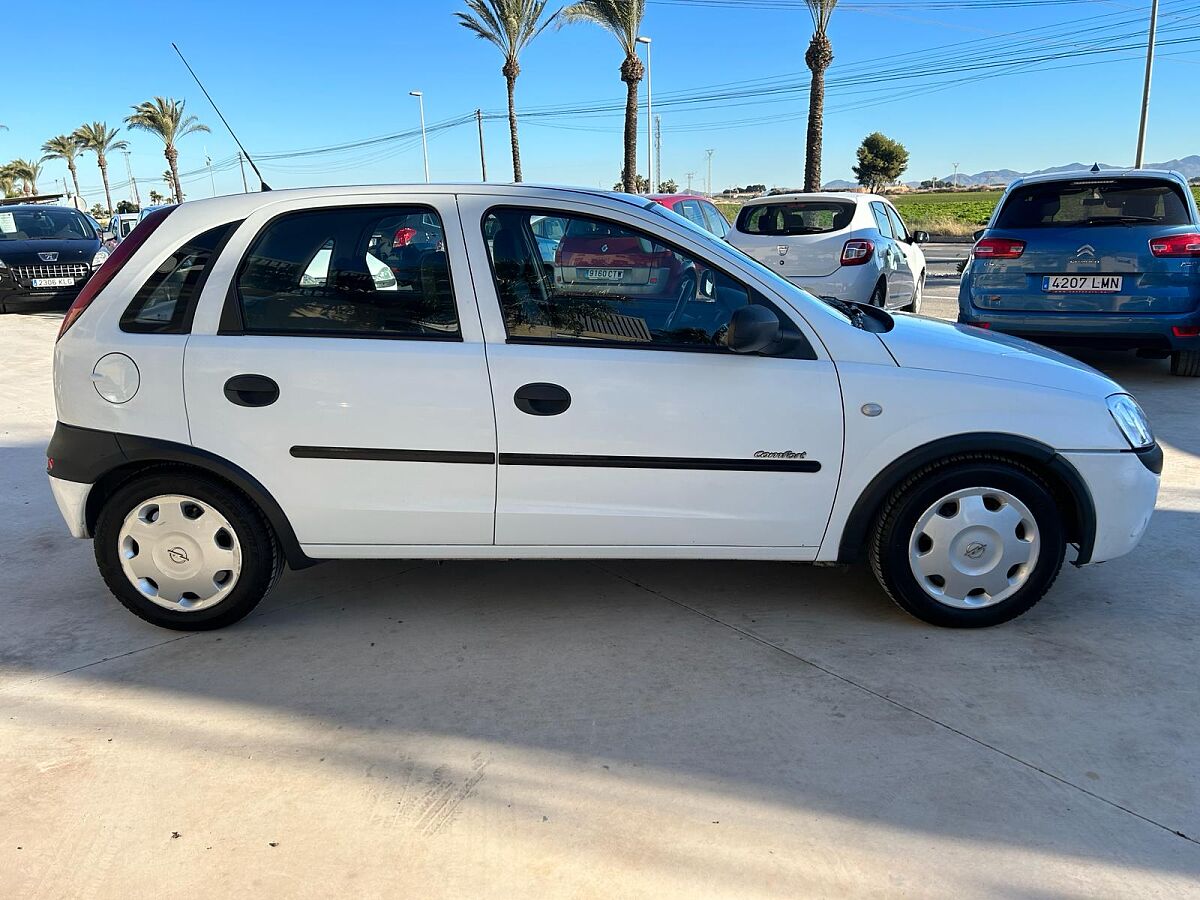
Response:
[171, 42, 271, 191]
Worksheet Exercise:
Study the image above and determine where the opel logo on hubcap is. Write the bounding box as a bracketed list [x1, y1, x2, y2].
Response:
[167, 547, 190, 565]
[964, 542, 988, 560]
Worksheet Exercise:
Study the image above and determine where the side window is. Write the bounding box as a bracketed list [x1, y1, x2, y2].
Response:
[870, 202, 895, 238]
[235, 206, 459, 338]
[701, 202, 729, 237]
[677, 199, 709, 230]
[885, 206, 910, 242]
[120, 221, 239, 333]
[483, 207, 776, 351]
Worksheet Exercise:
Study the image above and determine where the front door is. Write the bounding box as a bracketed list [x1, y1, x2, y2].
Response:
[185, 196, 497, 547]
[460, 195, 844, 549]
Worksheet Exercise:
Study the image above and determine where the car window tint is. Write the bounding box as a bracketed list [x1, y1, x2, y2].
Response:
[677, 199, 709, 230]
[995, 178, 1191, 228]
[121, 221, 239, 333]
[236, 206, 459, 338]
[737, 201, 854, 236]
[484, 207, 771, 351]
[870, 202, 895, 238]
[885, 206, 909, 241]
[701, 202, 729, 237]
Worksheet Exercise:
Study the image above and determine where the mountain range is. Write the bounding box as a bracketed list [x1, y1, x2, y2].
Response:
[822, 155, 1200, 191]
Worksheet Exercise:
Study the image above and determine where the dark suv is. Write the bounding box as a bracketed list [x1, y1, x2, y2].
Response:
[958, 170, 1200, 376]
[0, 205, 106, 313]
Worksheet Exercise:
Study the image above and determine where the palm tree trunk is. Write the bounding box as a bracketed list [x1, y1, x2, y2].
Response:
[166, 146, 184, 202]
[67, 160, 81, 200]
[506, 74, 523, 183]
[804, 33, 833, 193]
[621, 64, 641, 194]
[99, 156, 113, 215]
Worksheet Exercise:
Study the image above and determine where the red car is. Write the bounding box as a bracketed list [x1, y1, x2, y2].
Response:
[555, 216, 697, 301]
[648, 194, 730, 237]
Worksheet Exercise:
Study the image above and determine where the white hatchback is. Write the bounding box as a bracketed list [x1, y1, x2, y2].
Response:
[728, 192, 928, 312]
[47, 184, 1159, 631]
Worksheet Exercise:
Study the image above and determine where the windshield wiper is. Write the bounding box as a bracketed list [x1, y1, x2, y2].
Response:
[1083, 216, 1158, 226]
[820, 295, 867, 329]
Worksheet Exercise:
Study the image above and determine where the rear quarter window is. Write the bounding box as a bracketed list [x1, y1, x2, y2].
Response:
[737, 201, 855, 236]
[995, 178, 1192, 228]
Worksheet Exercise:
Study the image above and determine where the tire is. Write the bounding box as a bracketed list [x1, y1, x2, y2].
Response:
[1170, 348, 1200, 377]
[94, 470, 281, 630]
[904, 273, 925, 314]
[869, 279, 887, 308]
[869, 456, 1066, 628]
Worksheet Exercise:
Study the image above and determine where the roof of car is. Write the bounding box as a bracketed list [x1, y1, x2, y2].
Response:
[740, 191, 885, 206]
[647, 193, 709, 203]
[0, 203, 85, 213]
[1007, 168, 1187, 190]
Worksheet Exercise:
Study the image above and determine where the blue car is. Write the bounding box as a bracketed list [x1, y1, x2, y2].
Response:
[959, 169, 1200, 376]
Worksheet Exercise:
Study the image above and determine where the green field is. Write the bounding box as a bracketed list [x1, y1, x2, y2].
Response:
[717, 187, 1200, 238]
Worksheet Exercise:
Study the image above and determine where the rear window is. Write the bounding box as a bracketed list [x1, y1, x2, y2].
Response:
[995, 178, 1191, 229]
[737, 201, 854, 236]
[121, 221, 239, 333]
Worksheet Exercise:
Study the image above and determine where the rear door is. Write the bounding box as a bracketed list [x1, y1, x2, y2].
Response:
[185, 195, 497, 549]
[730, 200, 857, 278]
[970, 176, 1200, 314]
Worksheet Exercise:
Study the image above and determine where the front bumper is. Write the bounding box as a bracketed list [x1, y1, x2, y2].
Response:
[957, 307, 1200, 352]
[48, 474, 92, 539]
[1061, 447, 1159, 564]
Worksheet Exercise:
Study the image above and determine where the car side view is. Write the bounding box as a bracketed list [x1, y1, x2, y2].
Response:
[47, 185, 1160, 632]
[958, 168, 1200, 376]
[727, 192, 928, 312]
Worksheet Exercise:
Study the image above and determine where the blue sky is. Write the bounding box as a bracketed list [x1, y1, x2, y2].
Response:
[2, 0, 1196, 205]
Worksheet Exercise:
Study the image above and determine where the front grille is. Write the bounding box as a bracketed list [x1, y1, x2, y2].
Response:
[12, 263, 89, 280]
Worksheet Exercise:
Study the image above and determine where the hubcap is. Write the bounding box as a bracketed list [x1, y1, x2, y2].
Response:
[908, 487, 1040, 609]
[117, 494, 242, 612]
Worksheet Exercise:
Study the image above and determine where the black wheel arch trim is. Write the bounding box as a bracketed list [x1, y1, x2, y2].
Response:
[47, 422, 315, 570]
[835, 432, 1097, 567]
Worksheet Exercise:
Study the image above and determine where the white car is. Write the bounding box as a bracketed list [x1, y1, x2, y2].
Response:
[728, 192, 928, 312]
[46, 184, 1160, 631]
[104, 213, 141, 245]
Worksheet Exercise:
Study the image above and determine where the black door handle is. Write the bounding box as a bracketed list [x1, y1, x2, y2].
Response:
[224, 374, 279, 408]
[514, 382, 571, 416]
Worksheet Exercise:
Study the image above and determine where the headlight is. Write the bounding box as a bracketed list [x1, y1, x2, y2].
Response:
[91, 249, 109, 269]
[0, 257, 7, 268]
[1107, 393, 1154, 449]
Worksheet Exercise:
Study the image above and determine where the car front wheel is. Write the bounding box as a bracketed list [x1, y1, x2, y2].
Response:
[869, 457, 1066, 627]
[94, 471, 282, 630]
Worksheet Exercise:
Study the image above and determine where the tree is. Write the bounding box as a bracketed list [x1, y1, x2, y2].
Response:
[125, 97, 209, 202]
[803, 0, 838, 192]
[6, 158, 41, 195]
[116, 199, 140, 214]
[0, 162, 19, 198]
[72, 122, 128, 215]
[559, 0, 647, 194]
[612, 173, 650, 193]
[456, 0, 556, 183]
[658, 178, 678, 193]
[41, 134, 84, 199]
[852, 132, 910, 193]
[149, 189, 166, 204]
[160, 170, 177, 204]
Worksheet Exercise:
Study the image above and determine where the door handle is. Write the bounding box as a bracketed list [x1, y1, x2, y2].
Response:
[514, 382, 571, 416]
[223, 374, 279, 408]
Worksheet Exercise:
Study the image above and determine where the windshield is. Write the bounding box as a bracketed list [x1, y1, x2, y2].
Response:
[995, 178, 1191, 229]
[0, 207, 94, 241]
[646, 199, 871, 328]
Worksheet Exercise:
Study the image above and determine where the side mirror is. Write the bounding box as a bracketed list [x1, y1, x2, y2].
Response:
[912, 230, 930, 244]
[973, 229, 986, 242]
[727, 305, 781, 354]
[101, 230, 114, 242]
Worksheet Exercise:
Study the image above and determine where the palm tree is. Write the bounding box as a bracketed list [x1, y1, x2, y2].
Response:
[41, 135, 83, 199]
[72, 122, 128, 215]
[558, 0, 646, 194]
[0, 163, 17, 198]
[125, 98, 209, 203]
[455, 0, 557, 183]
[803, 0, 838, 192]
[7, 158, 41, 195]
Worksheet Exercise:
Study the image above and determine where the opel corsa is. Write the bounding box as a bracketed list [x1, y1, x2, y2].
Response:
[46, 185, 1161, 631]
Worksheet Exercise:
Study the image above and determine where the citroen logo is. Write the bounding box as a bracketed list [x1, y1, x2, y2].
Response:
[167, 547, 190, 565]
[964, 542, 988, 560]
[1074, 244, 1096, 259]
[38, 251, 59, 262]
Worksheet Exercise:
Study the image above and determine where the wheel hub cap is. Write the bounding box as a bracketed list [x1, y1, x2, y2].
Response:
[908, 487, 1040, 609]
[117, 494, 242, 612]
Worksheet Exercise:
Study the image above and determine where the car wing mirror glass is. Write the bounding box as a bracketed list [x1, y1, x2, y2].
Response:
[913, 230, 930, 244]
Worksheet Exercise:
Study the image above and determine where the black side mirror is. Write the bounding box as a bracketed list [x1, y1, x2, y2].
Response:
[973, 229, 986, 242]
[727, 305, 781, 354]
[912, 230, 930, 244]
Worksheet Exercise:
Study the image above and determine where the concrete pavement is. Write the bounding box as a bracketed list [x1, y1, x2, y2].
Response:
[1, 309, 1197, 897]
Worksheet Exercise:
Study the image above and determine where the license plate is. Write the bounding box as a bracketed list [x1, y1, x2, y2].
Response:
[30, 277, 76, 288]
[1042, 275, 1122, 293]
[581, 268, 626, 282]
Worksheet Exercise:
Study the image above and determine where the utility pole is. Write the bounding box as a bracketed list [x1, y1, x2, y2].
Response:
[123, 150, 140, 206]
[686, 171, 695, 191]
[952, 162, 960, 190]
[637, 36, 653, 192]
[1134, 0, 1159, 168]
[206, 150, 216, 197]
[705, 149, 715, 197]
[475, 109, 487, 182]
[410, 90, 430, 183]
[654, 115, 662, 192]
[237, 152, 249, 193]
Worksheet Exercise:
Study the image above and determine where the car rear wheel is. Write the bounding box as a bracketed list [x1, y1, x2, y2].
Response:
[869, 279, 887, 308]
[1170, 348, 1200, 377]
[869, 457, 1066, 627]
[94, 471, 282, 630]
